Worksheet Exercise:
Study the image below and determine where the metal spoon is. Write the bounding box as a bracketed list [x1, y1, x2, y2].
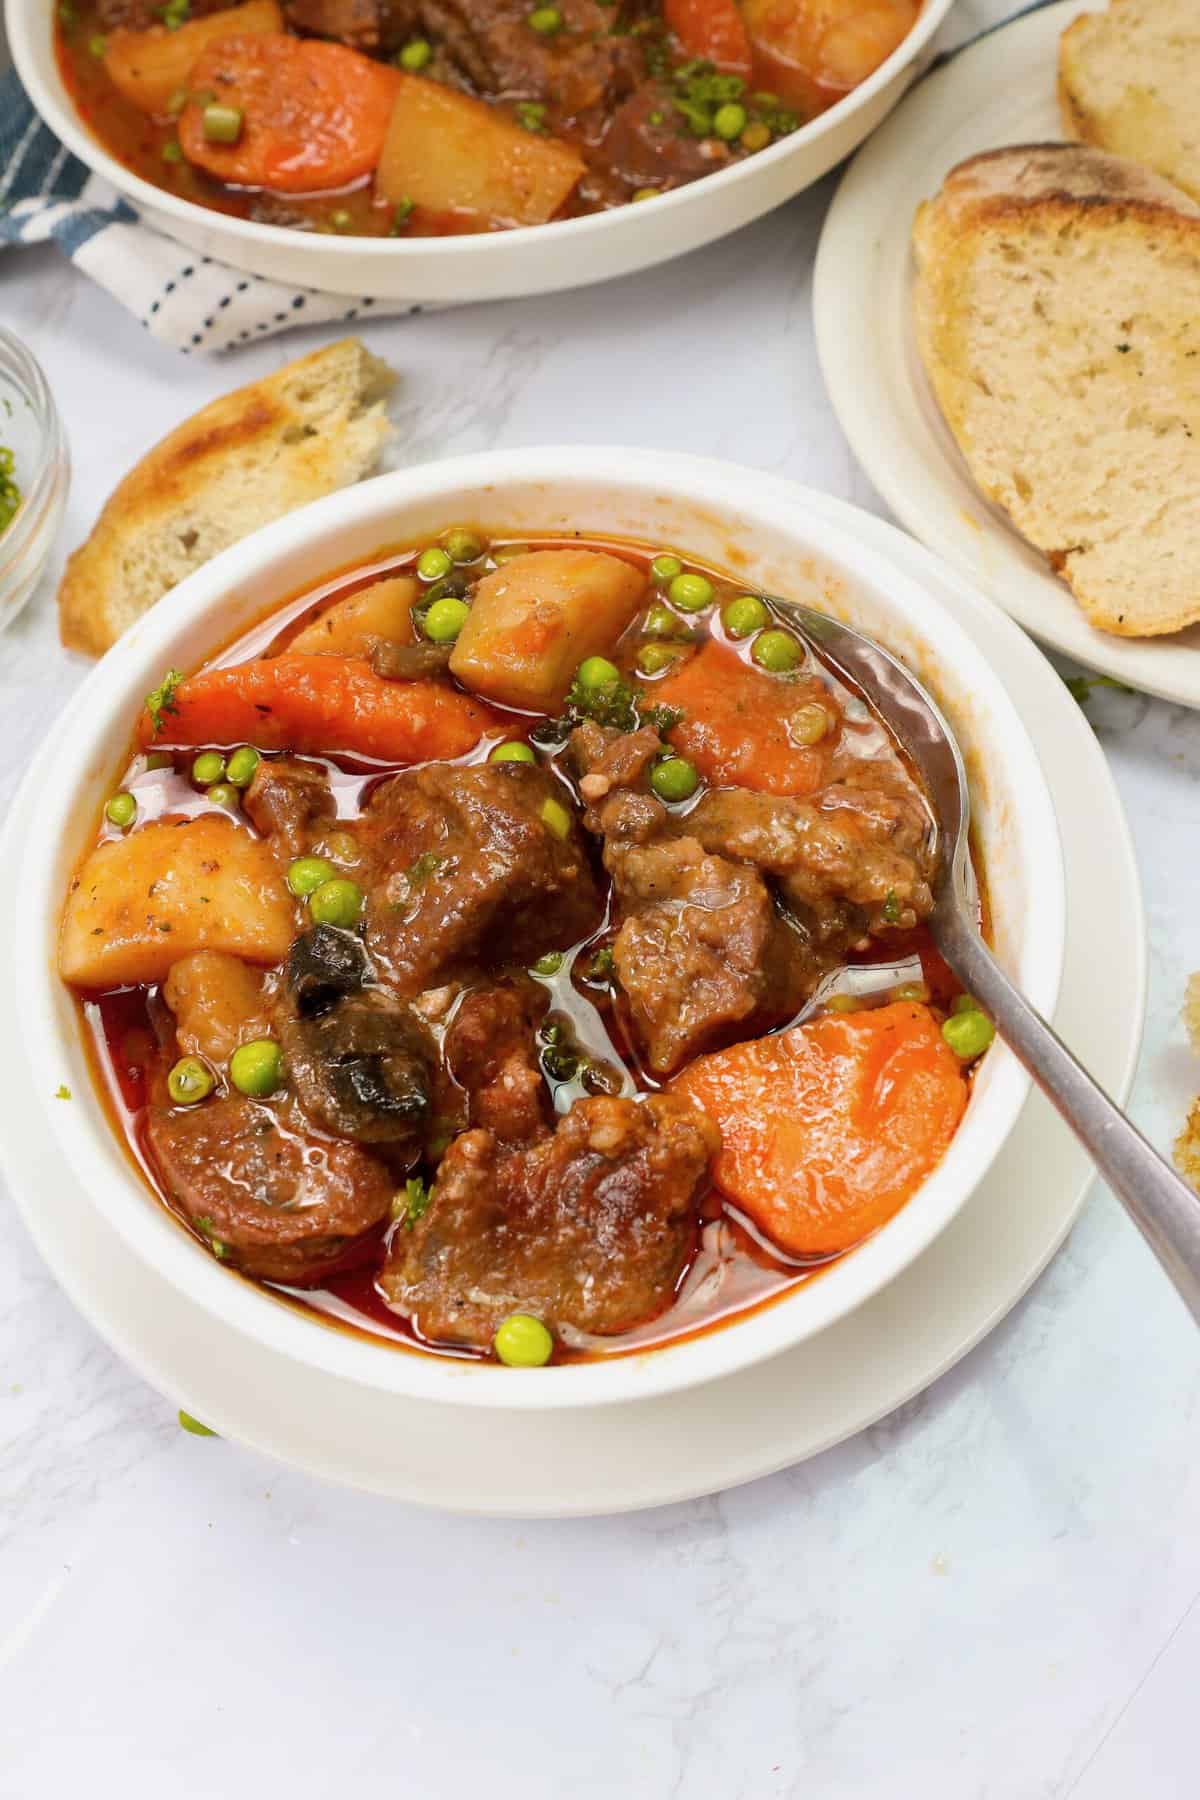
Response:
[772, 596, 1200, 1324]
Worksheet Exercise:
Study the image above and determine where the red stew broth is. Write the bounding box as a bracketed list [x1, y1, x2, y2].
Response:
[74, 531, 982, 1364]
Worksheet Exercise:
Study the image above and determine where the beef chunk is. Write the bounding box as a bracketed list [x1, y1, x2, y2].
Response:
[370, 639, 454, 681]
[146, 1097, 393, 1283]
[380, 1094, 718, 1345]
[611, 838, 818, 1075]
[683, 782, 935, 936]
[444, 980, 550, 1143]
[360, 763, 602, 994]
[244, 757, 335, 861]
[275, 985, 439, 1151]
[419, 0, 642, 115]
[601, 82, 734, 190]
[285, 925, 371, 1019]
[285, 0, 417, 49]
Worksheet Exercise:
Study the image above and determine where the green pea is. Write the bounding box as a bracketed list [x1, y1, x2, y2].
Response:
[893, 980, 930, 1004]
[637, 644, 681, 676]
[329, 209, 352, 232]
[713, 102, 747, 141]
[531, 950, 564, 977]
[643, 602, 682, 638]
[527, 4, 562, 31]
[397, 36, 431, 68]
[105, 791, 137, 829]
[287, 854, 335, 898]
[191, 750, 225, 786]
[143, 751, 174, 771]
[952, 992, 980, 1014]
[494, 1313, 554, 1367]
[789, 701, 830, 746]
[178, 1410, 217, 1436]
[722, 594, 769, 638]
[752, 629, 802, 673]
[201, 103, 243, 145]
[88, 32, 106, 56]
[649, 756, 700, 803]
[168, 1057, 214, 1106]
[540, 796, 572, 840]
[441, 526, 483, 564]
[225, 745, 260, 787]
[417, 545, 453, 582]
[423, 596, 470, 642]
[631, 187, 659, 203]
[668, 572, 714, 613]
[229, 1038, 283, 1097]
[577, 655, 621, 691]
[650, 553, 683, 584]
[490, 740, 536, 764]
[206, 783, 240, 809]
[941, 1009, 995, 1061]
[309, 878, 364, 928]
[740, 120, 772, 152]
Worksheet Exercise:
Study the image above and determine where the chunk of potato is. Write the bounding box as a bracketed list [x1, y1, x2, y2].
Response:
[288, 575, 418, 658]
[163, 951, 271, 1067]
[449, 549, 647, 710]
[60, 816, 295, 989]
[376, 76, 585, 227]
[103, 0, 283, 117]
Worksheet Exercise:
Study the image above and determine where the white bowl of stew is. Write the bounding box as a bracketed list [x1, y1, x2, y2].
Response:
[15, 447, 1063, 1409]
[9, 0, 955, 303]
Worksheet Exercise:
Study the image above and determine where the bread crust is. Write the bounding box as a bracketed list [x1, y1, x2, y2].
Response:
[59, 337, 394, 656]
[913, 144, 1200, 637]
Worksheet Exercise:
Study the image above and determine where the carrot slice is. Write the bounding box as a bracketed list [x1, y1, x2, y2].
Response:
[137, 657, 500, 763]
[178, 36, 401, 192]
[653, 639, 840, 797]
[673, 1002, 968, 1257]
[664, 0, 753, 74]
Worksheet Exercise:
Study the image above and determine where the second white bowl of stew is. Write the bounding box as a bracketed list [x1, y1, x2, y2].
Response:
[20, 448, 1063, 1407]
[10, 0, 956, 301]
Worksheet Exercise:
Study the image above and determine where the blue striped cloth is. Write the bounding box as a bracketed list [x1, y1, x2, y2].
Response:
[0, 66, 425, 352]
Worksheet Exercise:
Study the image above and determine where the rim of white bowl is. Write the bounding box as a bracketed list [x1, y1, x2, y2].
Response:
[7, 0, 957, 262]
[14, 447, 1064, 1410]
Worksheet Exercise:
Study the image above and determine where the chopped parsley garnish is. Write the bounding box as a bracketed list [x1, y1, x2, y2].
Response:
[54, 1084, 71, 1100]
[407, 852, 445, 886]
[398, 1175, 432, 1229]
[194, 1216, 228, 1260]
[515, 101, 547, 133]
[0, 446, 20, 536]
[587, 946, 614, 984]
[145, 668, 184, 736]
[1063, 671, 1132, 705]
[882, 890, 900, 924]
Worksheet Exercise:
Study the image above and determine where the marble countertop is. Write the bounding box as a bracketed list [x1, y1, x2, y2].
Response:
[4, 4, 1200, 1793]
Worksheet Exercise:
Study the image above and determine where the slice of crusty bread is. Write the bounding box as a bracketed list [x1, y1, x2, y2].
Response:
[59, 337, 395, 656]
[912, 143, 1200, 637]
[1060, 0, 1200, 203]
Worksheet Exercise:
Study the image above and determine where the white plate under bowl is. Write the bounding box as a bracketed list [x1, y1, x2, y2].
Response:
[8, 0, 956, 303]
[0, 500, 1142, 1514]
[814, 0, 1200, 710]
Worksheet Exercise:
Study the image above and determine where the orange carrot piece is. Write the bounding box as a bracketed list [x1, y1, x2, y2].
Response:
[673, 1002, 967, 1257]
[653, 639, 840, 797]
[178, 36, 401, 192]
[664, 0, 753, 75]
[137, 656, 500, 763]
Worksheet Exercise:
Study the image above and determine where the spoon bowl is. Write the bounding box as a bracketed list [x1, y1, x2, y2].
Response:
[774, 594, 1200, 1326]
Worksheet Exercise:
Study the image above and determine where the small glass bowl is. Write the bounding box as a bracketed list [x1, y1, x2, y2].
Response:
[0, 327, 70, 634]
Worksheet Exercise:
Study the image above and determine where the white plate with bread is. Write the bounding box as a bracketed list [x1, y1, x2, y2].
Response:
[814, 0, 1200, 707]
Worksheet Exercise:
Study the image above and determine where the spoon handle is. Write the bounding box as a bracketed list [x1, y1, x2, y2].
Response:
[935, 904, 1200, 1324]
